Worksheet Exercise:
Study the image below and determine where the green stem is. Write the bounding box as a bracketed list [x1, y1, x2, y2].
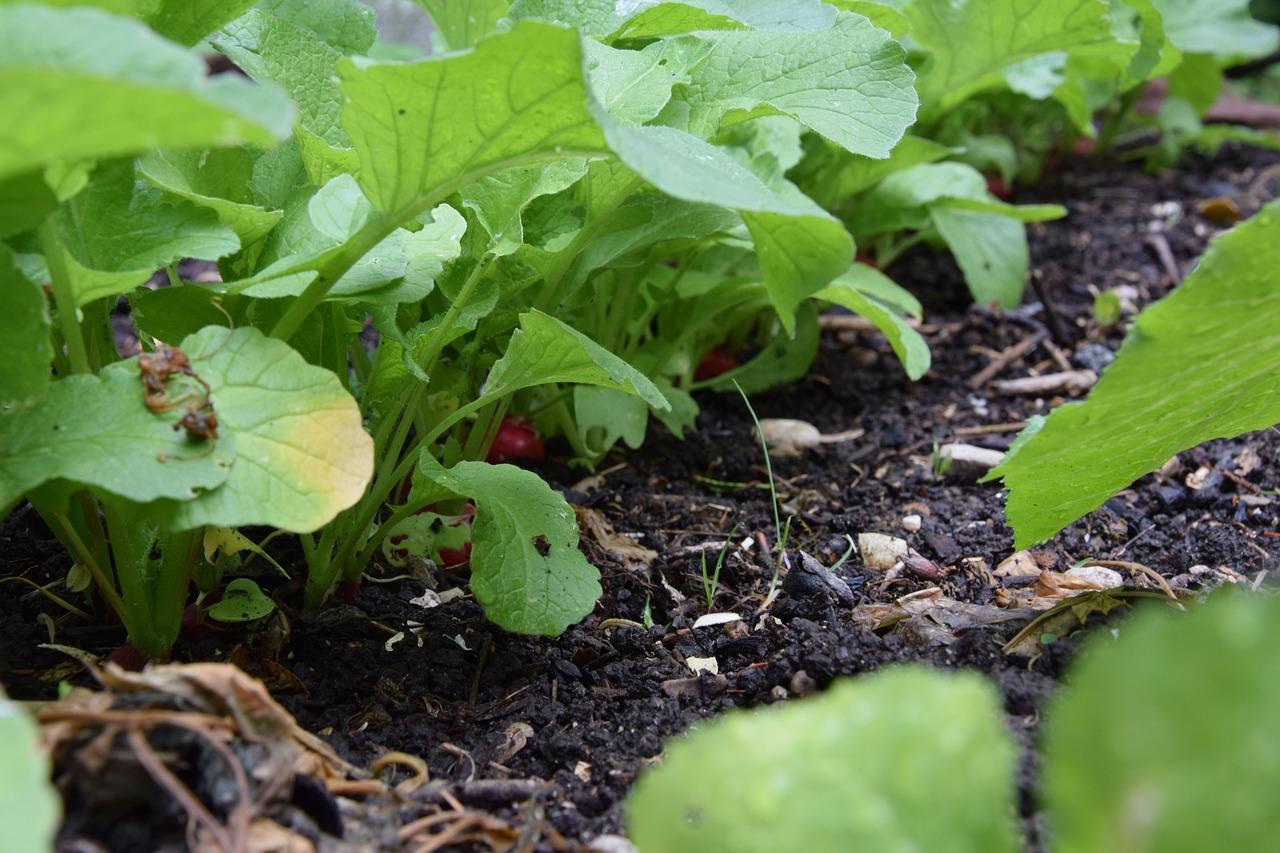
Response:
[413, 256, 493, 378]
[533, 177, 644, 311]
[165, 263, 183, 288]
[51, 512, 125, 618]
[40, 221, 89, 374]
[1097, 87, 1142, 153]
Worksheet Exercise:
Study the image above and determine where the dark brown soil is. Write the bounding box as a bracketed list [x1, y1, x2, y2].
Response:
[3, 145, 1278, 852]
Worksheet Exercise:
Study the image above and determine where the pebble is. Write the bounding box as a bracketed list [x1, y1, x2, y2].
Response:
[857, 533, 908, 569]
[901, 514, 922, 532]
[938, 443, 1006, 481]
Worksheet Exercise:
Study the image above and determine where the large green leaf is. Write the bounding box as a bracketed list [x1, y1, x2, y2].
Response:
[1044, 592, 1280, 852]
[816, 265, 931, 380]
[0, 246, 51, 412]
[628, 667, 1019, 852]
[417, 458, 602, 635]
[459, 160, 589, 256]
[0, 365, 235, 512]
[989, 201, 1280, 547]
[0, 4, 292, 182]
[338, 21, 611, 215]
[483, 311, 669, 409]
[148, 327, 373, 533]
[672, 13, 919, 159]
[49, 161, 239, 307]
[907, 0, 1115, 113]
[414, 0, 509, 50]
[0, 686, 58, 853]
[1152, 0, 1279, 60]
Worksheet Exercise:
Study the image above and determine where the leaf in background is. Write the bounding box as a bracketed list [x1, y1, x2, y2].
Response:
[149, 327, 373, 533]
[138, 149, 284, 247]
[1044, 592, 1280, 852]
[988, 200, 1280, 547]
[0, 686, 58, 853]
[50, 161, 239, 307]
[816, 265, 931, 380]
[483, 311, 670, 409]
[574, 386, 649, 459]
[794, 135, 953, 209]
[417, 458, 602, 635]
[828, 0, 911, 36]
[907, 0, 1114, 113]
[0, 366, 235, 512]
[413, 0, 509, 50]
[0, 5, 292, 182]
[671, 13, 918, 159]
[627, 667, 1019, 853]
[1152, 0, 1279, 60]
[508, 0, 839, 39]
[846, 161, 989, 234]
[339, 22, 611, 215]
[251, 0, 377, 52]
[602, 124, 852, 330]
[0, 246, 51, 412]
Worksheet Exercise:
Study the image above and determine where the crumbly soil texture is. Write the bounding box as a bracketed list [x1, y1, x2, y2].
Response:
[3, 146, 1279, 852]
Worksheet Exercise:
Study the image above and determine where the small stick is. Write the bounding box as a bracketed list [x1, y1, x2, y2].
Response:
[991, 370, 1096, 396]
[1086, 559, 1179, 604]
[953, 421, 1028, 436]
[1042, 337, 1075, 372]
[968, 332, 1044, 389]
[1029, 274, 1071, 347]
[1145, 233, 1181, 284]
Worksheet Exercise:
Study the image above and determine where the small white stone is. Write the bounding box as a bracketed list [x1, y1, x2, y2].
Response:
[686, 656, 719, 675]
[858, 533, 908, 570]
[1065, 566, 1123, 589]
[900, 514, 922, 533]
[995, 551, 1042, 579]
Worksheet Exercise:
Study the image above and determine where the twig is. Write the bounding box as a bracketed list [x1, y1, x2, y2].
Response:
[1145, 233, 1181, 284]
[968, 331, 1044, 389]
[991, 370, 1096, 397]
[953, 421, 1028, 436]
[1029, 274, 1071, 347]
[1086, 560, 1180, 605]
[1042, 338, 1075, 372]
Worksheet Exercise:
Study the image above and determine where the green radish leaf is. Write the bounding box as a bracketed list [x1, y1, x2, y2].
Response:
[50, 160, 240, 307]
[148, 327, 373, 533]
[585, 40, 686, 126]
[510, 0, 838, 39]
[146, 0, 259, 45]
[794, 135, 954, 209]
[708, 303, 821, 395]
[847, 161, 989, 235]
[0, 171, 58, 238]
[1044, 592, 1280, 853]
[906, 0, 1115, 113]
[137, 149, 284, 247]
[574, 386, 649, 459]
[930, 205, 1030, 308]
[247, 0, 377, 53]
[627, 667, 1019, 853]
[671, 13, 918, 159]
[0, 686, 58, 853]
[413, 0, 509, 50]
[483, 311, 670, 409]
[600, 124, 852, 331]
[0, 4, 292, 182]
[417, 458, 602, 635]
[460, 160, 589, 257]
[1152, 0, 1279, 60]
[0, 246, 51, 412]
[381, 511, 471, 566]
[0, 365, 236, 512]
[816, 266, 931, 380]
[206, 578, 276, 622]
[338, 21, 611, 215]
[211, 3, 376, 152]
[989, 200, 1280, 547]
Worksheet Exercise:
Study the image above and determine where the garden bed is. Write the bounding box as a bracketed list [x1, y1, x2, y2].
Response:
[3, 144, 1278, 851]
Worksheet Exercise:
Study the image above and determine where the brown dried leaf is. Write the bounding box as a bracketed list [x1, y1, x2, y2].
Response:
[577, 508, 657, 571]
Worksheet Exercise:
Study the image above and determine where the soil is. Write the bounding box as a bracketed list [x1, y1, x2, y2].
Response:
[3, 144, 1279, 852]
